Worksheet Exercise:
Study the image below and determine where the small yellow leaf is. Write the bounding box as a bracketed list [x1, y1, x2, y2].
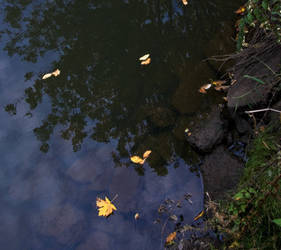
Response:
[141, 57, 151, 65]
[235, 6, 246, 14]
[194, 210, 204, 221]
[130, 156, 145, 164]
[143, 150, 152, 159]
[182, 0, 188, 5]
[166, 231, 177, 245]
[212, 80, 226, 86]
[52, 69, 60, 77]
[139, 54, 150, 61]
[96, 196, 117, 217]
[134, 213, 140, 220]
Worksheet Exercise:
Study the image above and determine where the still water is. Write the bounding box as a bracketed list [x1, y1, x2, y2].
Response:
[0, 1, 243, 249]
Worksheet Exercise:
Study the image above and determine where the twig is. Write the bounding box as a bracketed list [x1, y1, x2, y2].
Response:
[245, 108, 281, 114]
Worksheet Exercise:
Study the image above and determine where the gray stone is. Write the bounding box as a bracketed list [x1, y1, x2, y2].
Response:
[186, 106, 225, 152]
[200, 146, 244, 200]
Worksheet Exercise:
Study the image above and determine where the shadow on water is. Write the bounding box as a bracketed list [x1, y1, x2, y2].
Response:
[0, 0, 244, 249]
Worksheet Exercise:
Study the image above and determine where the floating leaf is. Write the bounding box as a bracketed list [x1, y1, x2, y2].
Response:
[130, 156, 145, 164]
[235, 6, 246, 14]
[214, 85, 229, 92]
[194, 210, 204, 221]
[182, 0, 188, 5]
[212, 80, 226, 86]
[143, 150, 152, 159]
[166, 231, 177, 245]
[96, 196, 117, 217]
[134, 213, 140, 220]
[139, 54, 150, 61]
[141, 57, 151, 65]
[42, 69, 61, 79]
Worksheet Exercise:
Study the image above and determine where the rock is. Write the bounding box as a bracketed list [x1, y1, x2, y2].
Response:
[147, 107, 176, 128]
[227, 40, 281, 109]
[186, 106, 225, 152]
[234, 116, 252, 135]
[200, 146, 244, 200]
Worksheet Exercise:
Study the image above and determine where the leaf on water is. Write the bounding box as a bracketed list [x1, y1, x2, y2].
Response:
[130, 156, 145, 164]
[141, 57, 151, 65]
[166, 231, 177, 245]
[42, 69, 61, 79]
[139, 54, 150, 61]
[212, 80, 226, 86]
[235, 6, 246, 14]
[194, 210, 204, 221]
[42, 73, 53, 80]
[198, 83, 211, 94]
[182, 0, 188, 5]
[214, 85, 229, 92]
[143, 150, 152, 159]
[134, 213, 140, 220]
[96, 196, 117, 217]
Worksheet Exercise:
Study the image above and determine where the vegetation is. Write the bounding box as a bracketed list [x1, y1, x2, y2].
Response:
[237, 0, 281, 50]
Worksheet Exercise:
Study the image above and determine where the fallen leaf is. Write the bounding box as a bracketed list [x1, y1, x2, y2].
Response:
[143, 150, 152, 159]
[212, 80, 226, 86]
[214, 85, 229, 92]
[198, 87, 207, 94]
[42, 73, 53, 80]
[166, 231, 177, 245]
[134, 213, 140, 220]
[139, 54, 150, 61]
[130, 156, 145, 164]
[42, 69, 61, 79]
[202, 83, 212, 90]
[223, 97, 228, 102]
[96, 196, 117, 217]
[182, 0, 188, 5]
[194, 210, 204, 221]
[235, 6, 246, 14]
[141, 57, 151, 65]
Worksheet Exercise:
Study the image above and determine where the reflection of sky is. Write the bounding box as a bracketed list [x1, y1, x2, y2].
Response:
[0, 48, 202, 250]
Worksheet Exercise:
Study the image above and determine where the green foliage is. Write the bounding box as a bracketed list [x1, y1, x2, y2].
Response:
[237, 0, 281, 50]
[213, 126, 281, 249]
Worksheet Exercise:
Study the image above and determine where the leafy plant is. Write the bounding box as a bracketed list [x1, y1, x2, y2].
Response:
[237, 0, 281, 50]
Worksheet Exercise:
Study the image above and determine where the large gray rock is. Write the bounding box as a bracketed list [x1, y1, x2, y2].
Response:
[227, 40, 281, 108]
[186, 106, 225, 152]
[200, 146, 244, 200]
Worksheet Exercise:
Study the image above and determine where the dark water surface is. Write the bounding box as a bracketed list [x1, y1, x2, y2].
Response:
[0, 1, 243, 249]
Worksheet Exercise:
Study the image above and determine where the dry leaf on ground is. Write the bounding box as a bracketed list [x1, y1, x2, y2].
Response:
[198, 83, 211, 94]
[166, 231, 177, 245]
[212, 80, 226, 86]
[182, 0, 188, 5]
[96, 196, 117, 217]
[214, 85, 229, 92]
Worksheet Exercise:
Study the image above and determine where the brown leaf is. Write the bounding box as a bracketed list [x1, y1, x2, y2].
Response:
[212, 80, 226, 86]
[134, 213, 140, 220]
[42, 69, 61, 79]
[214, 85, 229, 92]
[141, 57, 151, 65]
[235, 6, 246, 14]
[182, 0, 188, 5]
[130, 156, 145, 164]
[139, 54, 150, 61]
[198, 87, 207, 94]
[166, 231, 177, 245]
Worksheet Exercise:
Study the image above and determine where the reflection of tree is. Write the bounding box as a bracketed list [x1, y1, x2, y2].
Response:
[1, 0, 240, 175]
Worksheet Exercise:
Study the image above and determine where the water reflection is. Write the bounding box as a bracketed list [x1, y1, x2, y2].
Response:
[0, 1, 243, 249]
[1, 0, 242, 173]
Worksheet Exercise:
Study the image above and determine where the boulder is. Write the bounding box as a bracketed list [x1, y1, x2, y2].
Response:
[186, 106, 225, 152]
[200, 146, 244, 200]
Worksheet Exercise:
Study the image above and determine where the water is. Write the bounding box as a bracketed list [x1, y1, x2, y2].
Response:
[0, 1, 243, 249]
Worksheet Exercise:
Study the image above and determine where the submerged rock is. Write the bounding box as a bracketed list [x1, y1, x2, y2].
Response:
[200, 146, 244, 200]
[186, 106, 226, 152]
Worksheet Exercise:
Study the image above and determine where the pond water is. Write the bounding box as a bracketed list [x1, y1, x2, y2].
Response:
[0, 1, 243, 249]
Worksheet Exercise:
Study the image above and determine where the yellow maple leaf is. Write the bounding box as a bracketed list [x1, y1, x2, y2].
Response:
[194, 210, 204, 221]
[166, 231, 176, 245]
[96, 196, 117, 217]
[143, 150, 152, 159]
[130, 156, 145, 164]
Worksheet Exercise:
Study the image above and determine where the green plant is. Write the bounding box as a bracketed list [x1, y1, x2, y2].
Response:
[237, 0, 281, 50]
